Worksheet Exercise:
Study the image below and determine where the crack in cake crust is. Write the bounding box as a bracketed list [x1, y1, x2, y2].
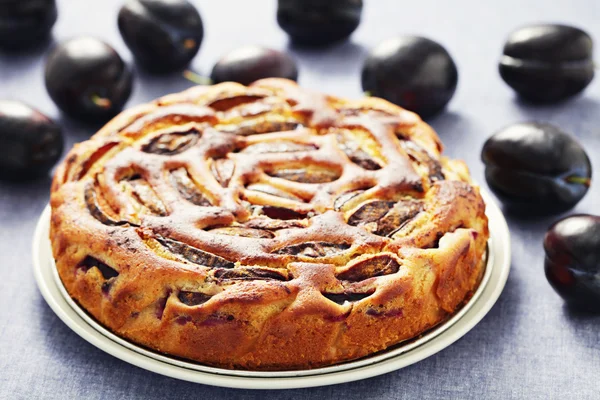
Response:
[50, 78, 489, 370]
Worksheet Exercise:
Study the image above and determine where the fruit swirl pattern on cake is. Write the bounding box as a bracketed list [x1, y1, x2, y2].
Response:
[50, 78, 489, 370]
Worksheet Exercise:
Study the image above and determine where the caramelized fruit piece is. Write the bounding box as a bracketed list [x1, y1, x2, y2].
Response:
[78, 256, 119, 279]
[337, 255, 400, 281]
[155, 290, 171, 319]
[322, 291, 373, 305]
[499, 24, 594, 103]
[209, 226, 274, 239]
[219, 119, 300, 136]
[241, 141, 317, 154]
[275, 242, 350, 257]
[85, 183, 129, 226]
[333, 190, 364, 211]
[142, 130, 199, 155]
[127, 178, 167, 216]
[178, 291, 212, 306]
[261, 206, 307, 220]
[399, 140, 444, 182]
[544, 214, 600, 311]
[211, 46, 298, 85]
[211, 158, 235, 187]
[214, 267, 290, 281]
[246, 183, 304, 202]
[269, 167, 340, 184]
[375, 199, 423, 236]
[336, 132, 381, 170]
[208, 95, 264, 112]
[347, 200, 395, 226]
[347, 199, 423, 236]
[76, 142, 119, 180]
[170, 168, 211, 206]
[156, 236, 234, 268]
[244, 217, 306, 230]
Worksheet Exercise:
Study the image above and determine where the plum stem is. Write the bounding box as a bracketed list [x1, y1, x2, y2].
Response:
[182, 38, 197, 50]
[183, 70, 213, 85]
[91, 95, 112, 109]
[565, 175, 591, 187]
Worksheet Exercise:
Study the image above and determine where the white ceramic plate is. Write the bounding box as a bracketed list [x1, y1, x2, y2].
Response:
[33, 191, 510, 389]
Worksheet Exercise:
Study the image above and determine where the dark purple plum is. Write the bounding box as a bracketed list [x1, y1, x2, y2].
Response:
[44, 37, 134, 122]
[0, 0, 57, 50]
[118, 0, 204, 73]
[277, 0, 363, 46]
[210, 46, 298, 86]
[544, 214, 600, 312]
[361, 36, 458, 119]
[499, 24, 594, 103]
[0, 100, 63, 181]
[482, 122, 591, 215]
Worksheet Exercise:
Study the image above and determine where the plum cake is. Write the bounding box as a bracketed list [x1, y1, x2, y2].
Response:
[50, 78, 489, 370]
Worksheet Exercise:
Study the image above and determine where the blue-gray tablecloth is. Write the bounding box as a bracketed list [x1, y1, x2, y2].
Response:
[1, 0, 600, 398]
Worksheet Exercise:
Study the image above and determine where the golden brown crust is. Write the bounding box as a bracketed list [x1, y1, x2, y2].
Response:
[50, 78, 489, 370]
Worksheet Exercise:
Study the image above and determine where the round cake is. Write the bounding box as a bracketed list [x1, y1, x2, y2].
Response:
[50, 78, 489, 370]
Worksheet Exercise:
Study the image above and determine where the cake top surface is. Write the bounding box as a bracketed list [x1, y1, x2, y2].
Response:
[51, 78, 487, 309]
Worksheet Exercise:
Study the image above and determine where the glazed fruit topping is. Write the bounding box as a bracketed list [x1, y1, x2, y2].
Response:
[213, 267, 290, 281]
[241, 141, 317, 154]
[78, 256, 119, 279]
[334, 190, 365, 211]
[322, 290, 373, 305]
[399, 140, 444, 182]
[170, 168, 212, 206]
[246, 183, 305, 202]
[85, 183, 130, 226]
[374, 200, 423, 237]
[336, 254, 400, 281]
[208, 226, 274, 239]
[336, 131, 383, 170]
[275, 242, 350, 257]
[142, 130, 200, 155]
[178, 291, 212, 306]
[156, 236, 234, 269]
[347, 200, 395, 226]
[125, 177, 167, 216]
[76, 142, 120, 180]
[347, 199, 423, 236]
[208, 95, 265, 112]
[260, 205, 307, 221]
[267, 165, 341, 184]
[219, 120, 301, 136]
[210, 158, 235, 187]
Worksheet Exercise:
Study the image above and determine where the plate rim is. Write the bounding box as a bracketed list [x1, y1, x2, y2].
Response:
[33, 190, 511, 389]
